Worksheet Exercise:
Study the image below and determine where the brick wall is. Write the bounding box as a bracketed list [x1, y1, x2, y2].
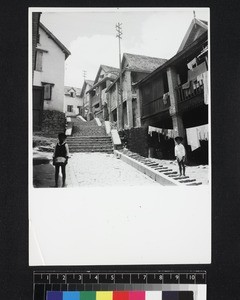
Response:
[41, 110, 65, 135]
[119, 127, 148, 157]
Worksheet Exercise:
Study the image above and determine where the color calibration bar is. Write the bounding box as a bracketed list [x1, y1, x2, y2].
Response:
[34, 272, 206, 300]
[46, 291, 193, 300]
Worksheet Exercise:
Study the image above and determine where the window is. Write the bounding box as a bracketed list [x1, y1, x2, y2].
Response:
[42, 83, 54, 100]
[70, 92, 74, 97]
[35, 50, 43, 71]
[67, 105, 73, 112]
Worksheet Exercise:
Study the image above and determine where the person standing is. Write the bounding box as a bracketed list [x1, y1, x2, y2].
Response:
[53, 133, 70, 187]
[174, 136, 186, 177]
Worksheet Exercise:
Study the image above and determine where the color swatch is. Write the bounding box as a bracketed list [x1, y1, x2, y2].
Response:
[46, 291, 193, 300]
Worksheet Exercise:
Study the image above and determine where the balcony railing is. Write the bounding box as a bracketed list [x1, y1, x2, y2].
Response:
[176, 81, 204, 103]
[142, 95, 170, 118]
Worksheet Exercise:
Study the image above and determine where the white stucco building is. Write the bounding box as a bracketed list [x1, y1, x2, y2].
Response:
[33, 22, 71, 130]
[64, 86, 83, 116]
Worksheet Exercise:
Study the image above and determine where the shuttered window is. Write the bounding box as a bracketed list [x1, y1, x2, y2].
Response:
[35, 50, 43, 71]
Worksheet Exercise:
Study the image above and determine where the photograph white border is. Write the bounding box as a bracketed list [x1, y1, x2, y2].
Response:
[29, 7, 211, 266]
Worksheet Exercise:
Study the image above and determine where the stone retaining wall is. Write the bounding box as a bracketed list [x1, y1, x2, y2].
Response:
[119, 127, 148, 157]
[41, 110, 65, 135]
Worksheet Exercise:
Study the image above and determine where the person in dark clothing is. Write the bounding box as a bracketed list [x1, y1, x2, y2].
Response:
[53, 133, 69, 187]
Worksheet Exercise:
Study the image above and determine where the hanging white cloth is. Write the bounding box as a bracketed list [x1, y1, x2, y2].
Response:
[186, 127, 201, 151]
[148, 126, 163, 135]
[187, 58, 197, 70]
[202, 71, 208, 105]
[197, 124, 209, 140]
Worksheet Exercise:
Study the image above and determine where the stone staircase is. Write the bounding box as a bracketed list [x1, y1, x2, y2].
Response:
[119, 150, 203, 186]
[67, 117, 113, 153]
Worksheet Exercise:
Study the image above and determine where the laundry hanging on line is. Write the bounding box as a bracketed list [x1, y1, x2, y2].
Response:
[148, 126, 174, 139]
[188, 62, 207, 82]
[202, 71, 208, 105]
[186, 124, 208, 151]
[187, 58, 197, 70]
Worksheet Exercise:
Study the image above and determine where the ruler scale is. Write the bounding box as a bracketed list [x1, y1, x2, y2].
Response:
[33, 271, 206, 300]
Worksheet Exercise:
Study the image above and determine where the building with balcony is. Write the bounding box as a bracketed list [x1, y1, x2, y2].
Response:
[64, 86, 82, 116]
[80, 79, 94, 120]
[135, 18, 208, 163]
[87, 65, 119, 120]
[106, 53, 167, 129]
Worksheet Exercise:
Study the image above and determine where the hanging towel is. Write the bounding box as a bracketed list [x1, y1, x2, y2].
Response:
[186, 127, 200, 151]
[182, 81, 191, 89]
[203, 71, 208, 105]
[187, 58, 197, 70]
[197, 73, 204, 83]
[197, 124, 209, 141]
[188, 62, 207, 81]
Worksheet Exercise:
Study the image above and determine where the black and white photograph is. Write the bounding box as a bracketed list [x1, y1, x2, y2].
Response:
[31, 8, 210, 188]
[29, 8, 211, 266]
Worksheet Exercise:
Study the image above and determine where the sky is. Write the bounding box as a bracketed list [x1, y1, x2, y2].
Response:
[39, 8, 209, 88]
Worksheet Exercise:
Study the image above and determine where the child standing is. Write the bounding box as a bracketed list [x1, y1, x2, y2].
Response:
[174, 136, 186, 177]
[53, 133, 69, 187]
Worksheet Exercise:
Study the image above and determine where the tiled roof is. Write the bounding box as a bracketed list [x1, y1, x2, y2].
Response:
[199, 20, 208, 26]
[105, 53, 167, 92]
[101, 65, 119, 74]
[39, 23, 71, 59]
[123, 53, 167, 73]
[80, 79, 94, 97]
[64, 86, 81, 96]
[94, 65, 119, 84]
[177, 18, 208, 53]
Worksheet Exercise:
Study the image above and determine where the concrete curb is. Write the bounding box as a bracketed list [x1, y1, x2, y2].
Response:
[114, 150, 181, 186]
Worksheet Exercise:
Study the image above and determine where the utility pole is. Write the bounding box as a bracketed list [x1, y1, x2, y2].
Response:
[82, 70, 87, 117]
[116, 22, 124, 130]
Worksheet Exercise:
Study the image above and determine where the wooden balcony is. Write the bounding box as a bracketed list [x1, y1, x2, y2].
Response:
[142, 95, 170, 119]
[176, 81, 205, 113]
[92, 94, 100, 106]
[176, 81, 204, 103]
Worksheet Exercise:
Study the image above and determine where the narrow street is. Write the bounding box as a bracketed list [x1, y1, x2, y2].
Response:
[66, 153, 159, 187]
[33, 152, 158, 188]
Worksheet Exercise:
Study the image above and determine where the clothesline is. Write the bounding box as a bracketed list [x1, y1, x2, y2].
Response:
[148, 126, 174, 138]
[148, 124, 209, 152]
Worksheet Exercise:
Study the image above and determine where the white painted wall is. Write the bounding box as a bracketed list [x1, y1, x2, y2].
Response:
[33, 27, 66, 112]
[64, 95, 83, 116]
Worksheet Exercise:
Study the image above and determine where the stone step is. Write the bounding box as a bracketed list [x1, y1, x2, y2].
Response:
[164, 171, 178, 175]
[158, 169, 172, 173]
[187, 182, 203, 186]
[68, 139, 112, 143]
[179, 179, 196, 183]
[67, 137, 111, 140]
[69, 146, 113, 150]
[70, 149, 113, 153]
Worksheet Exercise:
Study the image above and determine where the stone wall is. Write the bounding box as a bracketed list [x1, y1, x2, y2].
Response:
[119, 127, 148, 157]
[41, 110, 65, 135]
